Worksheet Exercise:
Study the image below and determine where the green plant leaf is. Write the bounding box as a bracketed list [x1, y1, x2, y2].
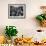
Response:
[5, 26, 18, 39]
[36, 15, 44, 21]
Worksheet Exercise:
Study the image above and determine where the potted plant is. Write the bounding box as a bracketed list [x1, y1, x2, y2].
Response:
[5, 26, 18, 43]
[36, 6, 46, 27]
[36, 14, 46, 27]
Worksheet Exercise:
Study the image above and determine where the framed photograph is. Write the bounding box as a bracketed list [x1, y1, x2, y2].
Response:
[8, 4, 26, 19]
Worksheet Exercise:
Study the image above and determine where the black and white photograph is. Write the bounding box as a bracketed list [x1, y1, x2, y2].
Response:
[8, 4, 26, 19]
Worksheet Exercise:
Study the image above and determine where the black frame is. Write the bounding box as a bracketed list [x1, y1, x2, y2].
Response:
[8, 4, 26, 19]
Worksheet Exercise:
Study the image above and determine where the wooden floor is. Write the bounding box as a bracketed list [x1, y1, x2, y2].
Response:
[14, 43, 46, 46]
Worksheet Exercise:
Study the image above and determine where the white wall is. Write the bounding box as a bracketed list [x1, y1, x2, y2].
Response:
[0, 0, 46, 39]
